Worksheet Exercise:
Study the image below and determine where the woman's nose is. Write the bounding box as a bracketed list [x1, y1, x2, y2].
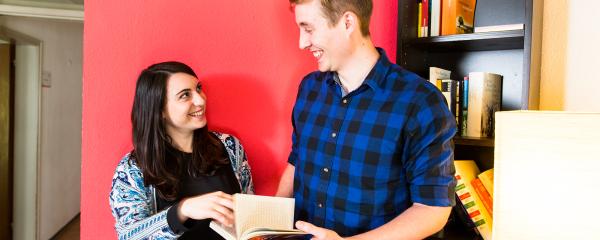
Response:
[192, 92, 205, 106]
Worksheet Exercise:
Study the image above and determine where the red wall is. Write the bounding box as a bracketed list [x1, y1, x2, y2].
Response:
[82, 1, 397, 238]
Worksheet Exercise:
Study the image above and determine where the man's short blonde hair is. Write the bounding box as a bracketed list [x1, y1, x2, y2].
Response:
[290, 0, 373, 36]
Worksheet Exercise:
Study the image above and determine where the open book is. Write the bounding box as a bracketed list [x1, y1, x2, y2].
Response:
[209, 194, 308, 240]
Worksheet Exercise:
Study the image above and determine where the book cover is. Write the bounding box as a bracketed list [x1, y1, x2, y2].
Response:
[421, 0, 429, 37]
[460, 76, 468, 136]
[430, 0, 441, 36]
[466, 72, 502, 138]
[454, 78, 461, 125]
[429, 67, 451, 86]
[454, 160, 493, 240]
[441, 0, 476, 35]
[471, 178, 493, 218]
[439, 79, 458, 118]
[209, 194, 307, 240]
[418, 2, 422, 37]
[478, 168, 494, 198]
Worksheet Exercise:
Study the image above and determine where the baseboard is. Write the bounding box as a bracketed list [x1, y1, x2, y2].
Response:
[49, 212, 80, 240]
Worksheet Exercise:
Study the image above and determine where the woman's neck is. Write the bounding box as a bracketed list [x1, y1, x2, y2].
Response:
[168, 130, 194, 153]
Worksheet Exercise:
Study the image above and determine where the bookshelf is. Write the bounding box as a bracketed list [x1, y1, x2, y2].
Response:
[408, 30, 524, 51]
[396, 0, 540, 239]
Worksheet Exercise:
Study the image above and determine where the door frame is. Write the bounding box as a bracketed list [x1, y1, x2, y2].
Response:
[0, 26, 43, 240]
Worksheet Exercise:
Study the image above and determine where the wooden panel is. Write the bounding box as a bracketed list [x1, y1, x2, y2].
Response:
[0, 43, 12, 240]
[494, 111, 600, 239]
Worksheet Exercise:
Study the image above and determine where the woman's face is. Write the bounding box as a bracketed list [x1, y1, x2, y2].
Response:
[162, 73, 207, 137]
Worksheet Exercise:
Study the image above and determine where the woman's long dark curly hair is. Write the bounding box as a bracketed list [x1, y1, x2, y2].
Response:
[130, 61, 228, 200]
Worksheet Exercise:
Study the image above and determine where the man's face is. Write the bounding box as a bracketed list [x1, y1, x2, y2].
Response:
[294, 0, 348, 72]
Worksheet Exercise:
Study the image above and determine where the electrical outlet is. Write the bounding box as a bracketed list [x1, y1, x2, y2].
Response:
[42, 71, 51, 87]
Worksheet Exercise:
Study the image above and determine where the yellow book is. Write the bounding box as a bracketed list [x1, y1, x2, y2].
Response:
[478, 168, 494, 198]
[454, 160, 493, 240]
[418, 3, 422, 37]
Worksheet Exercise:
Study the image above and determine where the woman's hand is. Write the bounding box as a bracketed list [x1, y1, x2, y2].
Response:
[177, 191, 235, 227]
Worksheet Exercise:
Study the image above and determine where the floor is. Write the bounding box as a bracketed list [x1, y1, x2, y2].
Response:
[50, 214, 80, 240]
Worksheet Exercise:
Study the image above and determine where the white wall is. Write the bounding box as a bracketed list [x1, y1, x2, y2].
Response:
[540, 0, 600, 111]
[0, 16, 82, 239]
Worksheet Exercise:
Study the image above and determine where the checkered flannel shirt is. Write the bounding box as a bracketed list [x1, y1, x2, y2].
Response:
[289, 48, 457, 236]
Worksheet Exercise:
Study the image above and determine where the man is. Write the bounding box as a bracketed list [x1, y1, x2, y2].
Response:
[276, 0, 457, 239]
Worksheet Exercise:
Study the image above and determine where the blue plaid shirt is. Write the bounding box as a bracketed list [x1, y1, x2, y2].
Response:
[289, 48, 456, 236]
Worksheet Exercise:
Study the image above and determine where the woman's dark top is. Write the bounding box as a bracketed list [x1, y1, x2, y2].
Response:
[157, 145, 241, 239]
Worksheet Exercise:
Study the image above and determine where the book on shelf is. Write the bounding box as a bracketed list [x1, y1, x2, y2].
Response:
[471, 178, 493, 218]
[429, 67, 451, 85]
[466, 72, 502, 138]
[460, 76, 469, 136]
[478, 168, 494, 198]
[417, 1, 422, 37]
[429, 67, 466, 132]
[441, 0, 476, 35]
[454, 160, 493, 240]
[209, 194, 307, 240]
[430, 0, 441, 37]
[420, 0, 429, 37]
[474, 23, 524, 33]
[439, 79, 459, 123]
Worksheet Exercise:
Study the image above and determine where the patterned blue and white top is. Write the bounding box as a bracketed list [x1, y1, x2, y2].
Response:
[109, 132, 254, 240]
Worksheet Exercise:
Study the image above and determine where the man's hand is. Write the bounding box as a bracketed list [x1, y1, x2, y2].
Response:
[296, 221, 344, 240]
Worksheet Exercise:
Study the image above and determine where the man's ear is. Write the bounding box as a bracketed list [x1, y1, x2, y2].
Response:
[341, 11, 358, 36]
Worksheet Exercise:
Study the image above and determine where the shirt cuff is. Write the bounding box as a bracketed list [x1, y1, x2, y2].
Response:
[166, 203, 189, 234]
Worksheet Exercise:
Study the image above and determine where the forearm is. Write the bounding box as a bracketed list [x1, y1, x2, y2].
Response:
[275, 164, 295, 197]
[348, 203, 451, 240]
[114, 207, 179, 240]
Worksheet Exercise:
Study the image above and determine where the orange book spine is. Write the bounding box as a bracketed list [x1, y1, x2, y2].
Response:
[471, 178, 493, 217]
[441, 0, 476, 35]
[441, 0, 456, 35]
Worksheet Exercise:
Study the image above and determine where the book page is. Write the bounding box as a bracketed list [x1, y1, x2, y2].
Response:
[234, 194, 296, 238]
[244, 228, 307, 239]
[209, 221, 237, 240]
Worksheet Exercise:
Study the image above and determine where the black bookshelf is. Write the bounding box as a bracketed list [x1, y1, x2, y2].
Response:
[396, 0, 534, 110]
[396, 0, 538, 238]
[454, 136, 494, 147]
[408, 30, 524, 51]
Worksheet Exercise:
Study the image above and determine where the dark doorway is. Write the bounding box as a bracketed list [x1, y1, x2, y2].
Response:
[0, 39, 15, 240]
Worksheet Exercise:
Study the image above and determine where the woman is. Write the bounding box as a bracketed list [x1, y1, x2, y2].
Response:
[109, 61, 253, 239]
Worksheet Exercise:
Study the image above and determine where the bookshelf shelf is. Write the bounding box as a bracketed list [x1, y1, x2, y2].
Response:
[453, 136, 494, 147]
[408, 30, 525, 51]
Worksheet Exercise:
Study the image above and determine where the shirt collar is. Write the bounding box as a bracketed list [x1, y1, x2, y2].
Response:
[326, 47, 392, 94]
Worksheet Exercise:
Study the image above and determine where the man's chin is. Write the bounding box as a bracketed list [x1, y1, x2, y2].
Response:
[317, 64, 330, 72]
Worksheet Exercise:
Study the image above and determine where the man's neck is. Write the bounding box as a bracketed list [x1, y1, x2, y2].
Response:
[336, 40, 380, 94]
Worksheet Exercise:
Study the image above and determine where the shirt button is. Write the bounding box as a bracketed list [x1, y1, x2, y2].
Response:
[318, 203, 323, 208]
[342, 99, 348, 104]
[331, 132, 337, 138]
[323, 168, 329, 173]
